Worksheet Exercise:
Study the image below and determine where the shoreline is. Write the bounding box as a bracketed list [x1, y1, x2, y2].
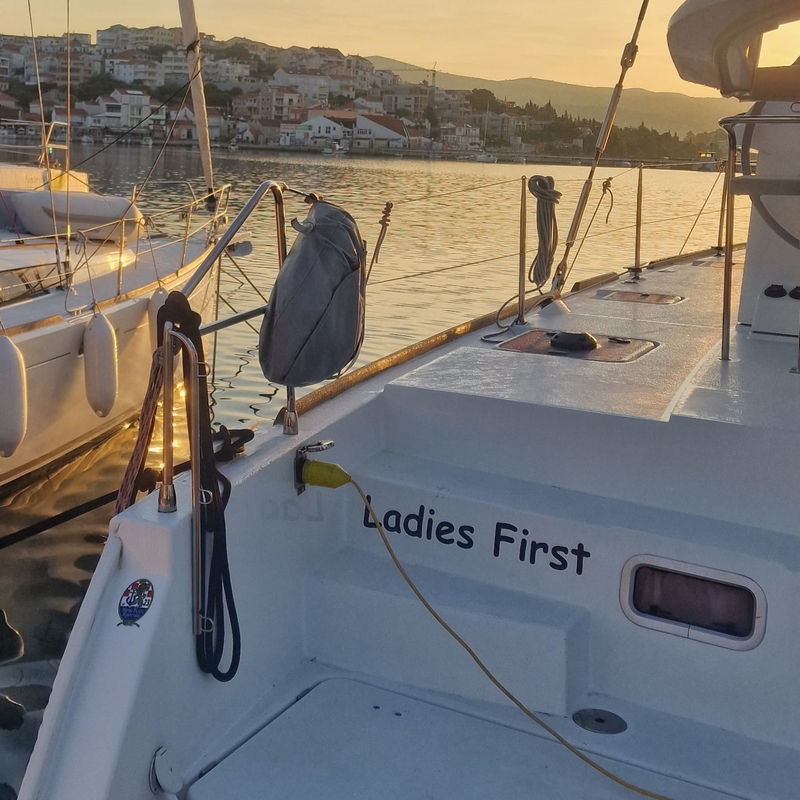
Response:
[0, 133, 720, 171]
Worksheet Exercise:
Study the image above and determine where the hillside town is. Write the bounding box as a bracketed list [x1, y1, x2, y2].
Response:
[0, 25, 721, 161]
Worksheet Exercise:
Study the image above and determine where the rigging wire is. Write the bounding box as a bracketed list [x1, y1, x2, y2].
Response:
[393, 178, 520, 206]
[223, 251, 271, 305]
[564, 177, 616, 280]
[679, 168, 723, 254]
[29, 68, 202, 189]
[370, 250, 518, 286]
[26, 0, 61, 281]
[67, 77, 197, 275]
[65, 0, 72, 282]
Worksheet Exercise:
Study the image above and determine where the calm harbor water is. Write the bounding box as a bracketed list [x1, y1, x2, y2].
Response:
[0, 145, 750, 786]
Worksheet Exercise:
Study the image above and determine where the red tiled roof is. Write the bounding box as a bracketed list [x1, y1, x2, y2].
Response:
[362, 114, 406, 136]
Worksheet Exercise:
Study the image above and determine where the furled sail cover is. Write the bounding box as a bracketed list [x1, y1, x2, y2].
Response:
[258, 199, 367, 387]
[668, 0, 800, 98]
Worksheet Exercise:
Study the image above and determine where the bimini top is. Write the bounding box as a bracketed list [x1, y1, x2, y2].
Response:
[668, 0, 800, 100]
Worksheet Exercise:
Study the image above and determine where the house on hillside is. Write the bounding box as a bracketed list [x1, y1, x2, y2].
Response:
[271, 68, 330, 106]
[345, 55, 374, 92]
[439, 122, 480, 149]
[381, 84, 429, 119]
[352, 114, 408, 149]
[50, 107, 88, 129]
[299, 112, 356, 146]
[232, 91, 261, 119]
[353, 96, 384, 114]
[406, 126, 431, 150]
[106, 51, 165, 87]
[0, 92, 20, 121]
[306, 47, 345, 74]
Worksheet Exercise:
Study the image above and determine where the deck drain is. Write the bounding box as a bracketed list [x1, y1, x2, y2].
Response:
[572, 708, 627, 734]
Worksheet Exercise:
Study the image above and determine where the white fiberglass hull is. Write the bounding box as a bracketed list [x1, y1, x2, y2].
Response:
[0, 238, 217, 493]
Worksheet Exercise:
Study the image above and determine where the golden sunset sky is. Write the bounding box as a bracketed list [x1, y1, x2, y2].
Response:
[6, 0, 800, 98]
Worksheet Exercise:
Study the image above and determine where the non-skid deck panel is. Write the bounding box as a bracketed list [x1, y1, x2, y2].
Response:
[384, 257, 746, 422]
[673, 327, 800, 431]
[187, 679, 733, 800]
[572, 256, 741, 328]
[389, 331, 717, 421]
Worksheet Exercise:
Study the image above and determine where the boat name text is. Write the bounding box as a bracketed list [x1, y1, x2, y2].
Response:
[362, 496, 591, 575]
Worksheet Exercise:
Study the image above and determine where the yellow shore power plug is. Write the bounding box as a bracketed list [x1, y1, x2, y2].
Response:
[294, 440, 351, 494]
[290, 440, 677, 800]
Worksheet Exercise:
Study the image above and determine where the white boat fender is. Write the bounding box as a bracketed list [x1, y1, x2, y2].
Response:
[148, 286, 169, 351]
[0, 335, 27, 457]
[83, 311, 118, 417]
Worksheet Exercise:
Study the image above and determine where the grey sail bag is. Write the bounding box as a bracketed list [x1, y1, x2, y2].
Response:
[258, 199, 368, 387]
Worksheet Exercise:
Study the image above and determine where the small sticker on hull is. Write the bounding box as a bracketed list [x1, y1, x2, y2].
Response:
[118, 579, 154, 627]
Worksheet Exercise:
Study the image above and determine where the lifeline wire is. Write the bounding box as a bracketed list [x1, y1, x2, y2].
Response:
[679, 170, 723, 254]
[343, 474, 676, 800]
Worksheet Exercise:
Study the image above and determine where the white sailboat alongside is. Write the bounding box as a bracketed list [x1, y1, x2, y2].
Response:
[13, 0, 800, 798]
[0, 162, 226, 493]
[0, 0, 228, 495]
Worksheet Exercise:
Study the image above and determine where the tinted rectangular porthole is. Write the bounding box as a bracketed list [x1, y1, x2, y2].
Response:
[633, 566, 754, 637]
[620, 556, 766, 651]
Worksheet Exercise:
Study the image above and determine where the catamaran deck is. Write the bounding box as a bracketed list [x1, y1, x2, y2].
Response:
[22, 251, 800, 800]
[181, 253, 800, 800]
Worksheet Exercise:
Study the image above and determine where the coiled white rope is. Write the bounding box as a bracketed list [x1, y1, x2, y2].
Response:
[527, 175, 562, 288]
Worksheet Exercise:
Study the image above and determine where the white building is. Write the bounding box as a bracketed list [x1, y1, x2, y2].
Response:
[302, 113, 356, 145]
[161, 50, 190, 84]
[305, 47, 345, 74]
[272, 68, 330, 106]
[328, 72, 355, 99]
[0, 56, 9, 92]
[374, 69, 401, 90]
[96, 25, 133, 54]
[76, 88, 155, 132]
[345, 55, 375, 93]
[353, 96, 384, 114]
[205, 58, 250, 84]
[132, 26, 181, 49]
[382, 84, 430, 119]
[112, 88, 151, 130]
[352, 114, 408, 149]
[439, 122, 481, 149]
[106, 54, 165, 87]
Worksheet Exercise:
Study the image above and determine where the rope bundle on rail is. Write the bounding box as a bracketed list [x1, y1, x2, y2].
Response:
[527, 175, 562, 288]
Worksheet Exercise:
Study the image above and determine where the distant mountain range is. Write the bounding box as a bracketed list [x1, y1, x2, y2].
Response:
[367, 57, 743, 138]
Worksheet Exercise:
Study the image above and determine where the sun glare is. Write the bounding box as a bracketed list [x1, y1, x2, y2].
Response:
[759, 21, 800, 68]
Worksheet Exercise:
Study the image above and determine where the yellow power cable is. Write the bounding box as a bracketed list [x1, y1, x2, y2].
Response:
[301, 458, 676, 800]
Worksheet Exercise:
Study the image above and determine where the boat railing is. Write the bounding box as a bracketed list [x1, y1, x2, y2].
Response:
[717, 113, 800, 361]
[0, 183, 234, 305]
[154, 169, 738, 517]
[158, 320, 206, 635]
[154, 181, 296, 636]
[156, 179, 291, 494]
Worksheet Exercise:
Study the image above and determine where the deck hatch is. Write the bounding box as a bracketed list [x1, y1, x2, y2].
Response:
[620, 556, 766, 651]
[597, 289, 684, 304]
[499, 329, 656, 362]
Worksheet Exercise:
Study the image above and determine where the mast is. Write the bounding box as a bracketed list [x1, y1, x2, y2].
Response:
[178, 0, 215, 208]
